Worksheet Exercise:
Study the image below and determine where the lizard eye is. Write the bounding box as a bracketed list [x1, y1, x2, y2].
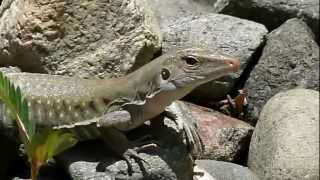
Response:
[161, 68, 170, 80]
[183, 56, 199, 65]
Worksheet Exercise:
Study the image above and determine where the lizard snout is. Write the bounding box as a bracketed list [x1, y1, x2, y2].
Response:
[225, 58, 240, 72]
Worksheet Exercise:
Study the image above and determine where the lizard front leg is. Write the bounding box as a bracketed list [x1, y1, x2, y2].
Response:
[162, 102, 204, 158]
[53, 110, 134, 133]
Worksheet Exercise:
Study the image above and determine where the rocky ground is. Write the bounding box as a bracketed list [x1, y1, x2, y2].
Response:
[0, 0, 319, 180]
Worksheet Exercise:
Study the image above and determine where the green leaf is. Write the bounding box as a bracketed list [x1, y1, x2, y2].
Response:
[22, 99, 35, 139]
[46, 131, 78, 158]
[0, 72, 32, 143]
[26, 129, 78, 166]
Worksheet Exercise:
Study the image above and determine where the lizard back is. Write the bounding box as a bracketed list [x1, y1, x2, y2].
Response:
[4, 73, 123, 128]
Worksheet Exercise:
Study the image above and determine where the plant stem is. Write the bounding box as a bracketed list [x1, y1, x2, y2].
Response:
[30, 161, 38, 180]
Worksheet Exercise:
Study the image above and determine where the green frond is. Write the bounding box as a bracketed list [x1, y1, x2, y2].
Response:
[0, 72, 35, 142]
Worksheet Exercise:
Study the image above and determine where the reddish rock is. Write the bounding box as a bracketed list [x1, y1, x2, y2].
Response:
[186, 102, 253, 161]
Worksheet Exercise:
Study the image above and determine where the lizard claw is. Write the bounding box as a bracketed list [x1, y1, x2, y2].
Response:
[122, 148, 150, 175]
[122, 136, 159, 173]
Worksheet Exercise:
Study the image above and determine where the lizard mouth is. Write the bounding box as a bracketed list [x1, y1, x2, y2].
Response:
[225, 58, 240, 72]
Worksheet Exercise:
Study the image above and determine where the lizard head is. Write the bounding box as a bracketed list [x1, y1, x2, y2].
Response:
[158, 48, 240, 91]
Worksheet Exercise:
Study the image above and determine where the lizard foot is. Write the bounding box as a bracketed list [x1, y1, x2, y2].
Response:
[121, 135, 160, 175]
[122, 148, 150, 175]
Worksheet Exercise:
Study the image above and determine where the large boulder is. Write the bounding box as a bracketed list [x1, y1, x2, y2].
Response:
[211, 0, 319, 42]
[248, 89, 319, 180]
[162, 14, 267, 102]
[246, 18, 319, 123]
[0, 0, 161, 78]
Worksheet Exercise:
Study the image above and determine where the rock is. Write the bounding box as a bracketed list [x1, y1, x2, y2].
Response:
[146, 0, 215, 31]
[246, 18, 319, 124]
[196, 160, 259, 180]
[214, 0, 319, 42]
[162, 14, 267, 101]
[248, 89, 319, 180]
[193, 165, 217, 180]
[0, 0, 160, 78]
[162, 14, 267, 65]
[56, 118, 193, 180]
[188, 103, 253, 161]
[172, 101, 254, 162]
[0, 66, 21, 74]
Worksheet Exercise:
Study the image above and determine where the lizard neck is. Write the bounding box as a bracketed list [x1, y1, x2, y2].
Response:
[90, 56, 166, 106]
[120, 56, 165, 97]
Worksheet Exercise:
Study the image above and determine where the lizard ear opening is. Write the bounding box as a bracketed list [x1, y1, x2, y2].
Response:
[161, 68, 170, 80]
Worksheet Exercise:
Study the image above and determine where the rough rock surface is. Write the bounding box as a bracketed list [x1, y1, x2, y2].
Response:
[146, 0, 215, 31]
[162, 14, 267, 66]
[193, 165, 217, 180]
[0, 0, 160, 78]
[214, 0, 319, 42]
[162, 14, 267, 101]
[56, 119, 193, 180]
[196, 160, 259, 180]
[167, 101, 253, 161]
[184, 101, 254, 161]
[246, 18, 319, 123]
[248, 89, 319, 180]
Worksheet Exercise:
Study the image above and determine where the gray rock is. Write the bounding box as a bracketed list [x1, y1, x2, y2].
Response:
[0, 66, 21, 74]
[213, 0, 319, 42]
[57, 118, 194, 180]
[0, 0, 160, 78]
[162, 14, 267, 101]
[146, 0, 215, 31]
[248, 89, 319, 180]
[193, 165, 217, 180]
[246, 18, 319, 123]
[196, 160, 259, 180]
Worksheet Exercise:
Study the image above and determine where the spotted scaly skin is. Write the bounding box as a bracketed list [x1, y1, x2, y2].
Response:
[7, 74, 117, 126]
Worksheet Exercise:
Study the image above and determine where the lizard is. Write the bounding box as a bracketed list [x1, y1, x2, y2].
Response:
[0, 48, 240, 168]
